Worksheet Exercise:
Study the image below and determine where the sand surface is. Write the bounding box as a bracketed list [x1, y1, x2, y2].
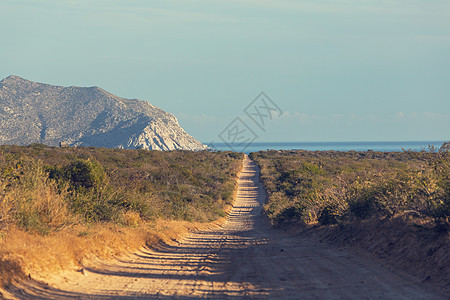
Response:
[7, 155, 444, 299]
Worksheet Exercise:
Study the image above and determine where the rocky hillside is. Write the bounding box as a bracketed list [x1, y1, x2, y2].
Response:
[0, 75, 206, 151]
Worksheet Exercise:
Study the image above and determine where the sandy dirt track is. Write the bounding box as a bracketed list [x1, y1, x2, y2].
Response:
[8, 155, 445, 299]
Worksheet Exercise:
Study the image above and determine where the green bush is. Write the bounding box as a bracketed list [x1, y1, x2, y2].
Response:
[49, 159, 107, 192]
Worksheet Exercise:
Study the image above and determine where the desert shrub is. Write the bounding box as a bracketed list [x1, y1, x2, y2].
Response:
[0, 146, 243, 230]
[48, 159, 121, 222]
[70, 189, 122, 222]
[276, 206, 302, 223]
[318, 202, 347, 225]
[49, 159, 107, 192]
[0, 157, 73, 234]
[436, 143, 450, 216]
[275, 202, 315, 224]
[348, 187, 378, 219]
[0, 180, 12, 229]
[252, 142, 450, 227]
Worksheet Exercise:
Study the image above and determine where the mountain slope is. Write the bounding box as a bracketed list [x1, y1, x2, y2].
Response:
[0, 75, 206, 150]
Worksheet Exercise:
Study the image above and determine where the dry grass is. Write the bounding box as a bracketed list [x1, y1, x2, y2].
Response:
[119, 210, 142, 227]
[0, 159, 75, 234]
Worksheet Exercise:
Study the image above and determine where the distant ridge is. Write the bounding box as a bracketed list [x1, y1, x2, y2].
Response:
[0, 75, 206, 151]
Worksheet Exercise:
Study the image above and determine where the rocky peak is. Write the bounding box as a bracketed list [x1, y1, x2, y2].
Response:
[0, 75, 206, 151]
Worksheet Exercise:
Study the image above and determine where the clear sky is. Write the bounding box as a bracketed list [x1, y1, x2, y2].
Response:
[1, 0, 449, 143]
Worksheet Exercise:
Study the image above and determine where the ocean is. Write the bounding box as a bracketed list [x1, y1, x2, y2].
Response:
[206, 141, 447, 154]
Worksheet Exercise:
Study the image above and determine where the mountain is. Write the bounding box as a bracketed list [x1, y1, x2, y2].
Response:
[0, 75, 206, 151]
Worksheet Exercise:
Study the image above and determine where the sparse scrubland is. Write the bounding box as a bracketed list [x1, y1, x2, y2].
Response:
[250, 143, 449, 294]
[0, 145, 242, 288]
[2, 142, 449, 296]
[250, 144, 449, 226]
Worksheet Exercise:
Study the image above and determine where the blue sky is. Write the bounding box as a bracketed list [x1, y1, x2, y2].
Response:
[1, 0, 449, 143]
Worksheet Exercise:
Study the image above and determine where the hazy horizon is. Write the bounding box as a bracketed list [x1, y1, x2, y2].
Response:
[207, 140, 447, 153]
[1, 1, 449, 143]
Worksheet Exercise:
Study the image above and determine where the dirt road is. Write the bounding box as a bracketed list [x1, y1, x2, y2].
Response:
[9, 155, 444, 299]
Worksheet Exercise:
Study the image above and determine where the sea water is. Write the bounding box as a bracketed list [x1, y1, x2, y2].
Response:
[206, 141, 446, 154]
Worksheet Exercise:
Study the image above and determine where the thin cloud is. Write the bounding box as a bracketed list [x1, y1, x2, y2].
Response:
[424, 112, 450, 119]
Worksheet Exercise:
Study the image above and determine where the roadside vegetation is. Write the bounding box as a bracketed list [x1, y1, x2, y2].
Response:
[0, 145, 242, 289]
[250, 143, 450, 228]
[0, 145, 242, 234]
[250, 143, 450, 294]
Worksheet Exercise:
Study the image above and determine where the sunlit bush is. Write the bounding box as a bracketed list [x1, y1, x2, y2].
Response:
[252, 142, 450, 229]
